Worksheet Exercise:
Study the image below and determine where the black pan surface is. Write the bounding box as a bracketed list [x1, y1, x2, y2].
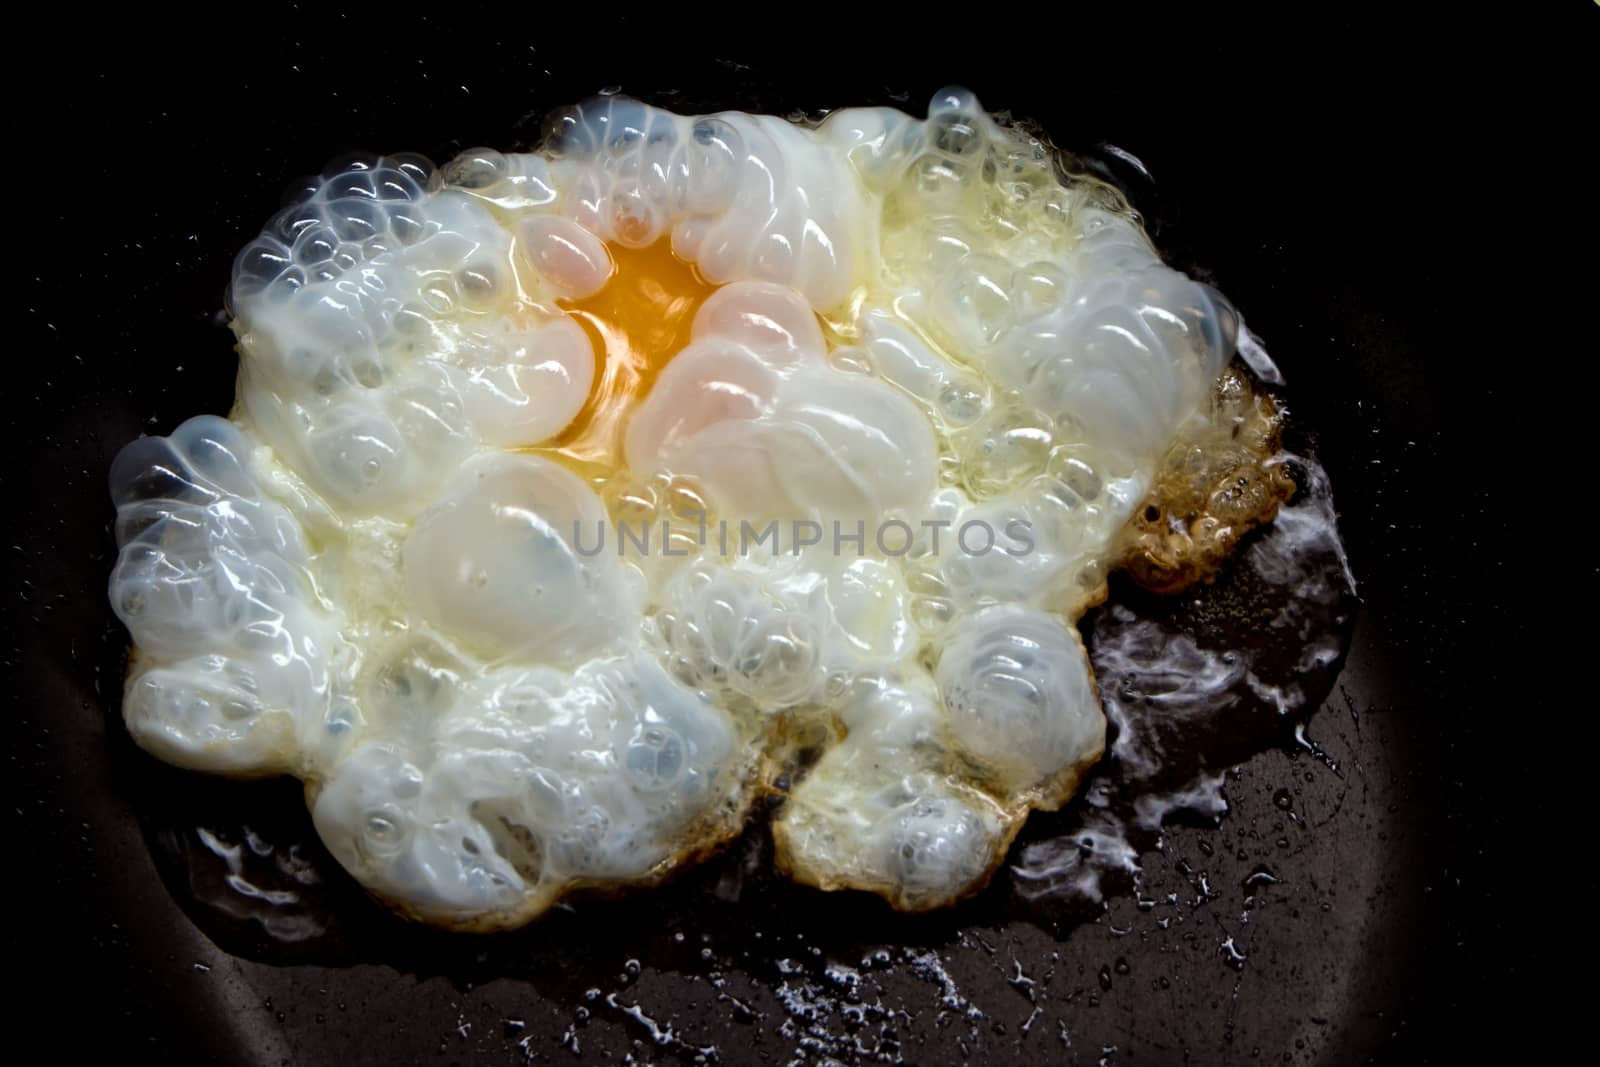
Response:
[12, 15, 1571, 1065]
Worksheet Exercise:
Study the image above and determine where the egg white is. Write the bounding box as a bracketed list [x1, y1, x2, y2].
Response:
[109, 88, 1237, 927]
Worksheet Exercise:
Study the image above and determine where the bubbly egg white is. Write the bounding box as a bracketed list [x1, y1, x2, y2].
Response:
[109, 89, 1237, 927]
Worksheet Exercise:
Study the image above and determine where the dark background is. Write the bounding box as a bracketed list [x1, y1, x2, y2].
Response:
[9, 10, 1586, 1064]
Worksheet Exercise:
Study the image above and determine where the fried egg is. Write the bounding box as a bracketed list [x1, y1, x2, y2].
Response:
[109, 89, 1246, 928]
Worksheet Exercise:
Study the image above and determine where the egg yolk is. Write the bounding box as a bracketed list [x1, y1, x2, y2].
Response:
[546, 240, 715, 472]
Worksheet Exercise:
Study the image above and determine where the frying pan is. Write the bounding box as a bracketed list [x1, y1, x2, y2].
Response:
[14, 15, 1561, 1064]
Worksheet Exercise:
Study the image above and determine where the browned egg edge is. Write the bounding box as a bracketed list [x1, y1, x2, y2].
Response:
[1116, 362, 1295, 597]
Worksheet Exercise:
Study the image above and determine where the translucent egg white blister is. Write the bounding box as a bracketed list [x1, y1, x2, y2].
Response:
[624, 280, 939, 524]
[109, 89, 1242, 927]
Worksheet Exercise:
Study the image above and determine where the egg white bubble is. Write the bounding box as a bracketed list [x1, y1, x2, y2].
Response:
[109, 415, 342, 775]
[624, 280, 938, 525]
[110, 88, 1248, 926]
[936, 604, 1104, 804]
[773, 676, 1014, 910]
[312, 650, 748, 924]
[403, 452, 636, 664]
